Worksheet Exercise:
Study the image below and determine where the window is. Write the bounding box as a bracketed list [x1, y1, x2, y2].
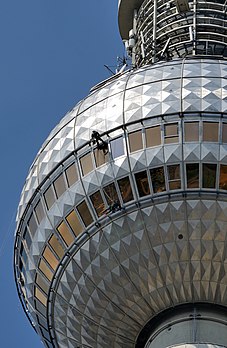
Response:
[164, 123, 178, 144]
[35, 287, 47, 306]
[36, 274, 49, 295]
[222, 123, 227, 143]
[184, 122, 199, 142]
[103, 183, 119, 205]
[94, 149, 109, 167]
[28, 213, 38, 236]
[38, 259, 53, 281]
[145, 126, 161, 147]
[167, 164, 181, 190]
[117, 177, 134, 203]
[49, 235, 64, 258]
[186, 163, 199, 188]
[44, 186, 55, 210]
[219, 164, 227, 190]
[35, 299, 46, 317]
[135, 171, 150, 197]
[77, 201, 93, 227]
[43, 246, 59, 271]
[111, 137, 124, 159]
[203, 122, 219, 142]
[66, 210, 83, 236]
[150, 167, 166, 193]
[54, 174, 66, 199]
[23, 228, 32, 250]
[128, 130, 143, 152]
[34, 200, 45, 224]
[90, 191, 106, 217]
[80, 153, 93, 176]
[57, 221, 74, 246]
[65, 163, 78, 187]
[202, 163, 217, 188]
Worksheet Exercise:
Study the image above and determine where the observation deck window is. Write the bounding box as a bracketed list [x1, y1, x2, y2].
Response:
[44, 186, 55, 210]
[35, 287, 47, 307]
[65, 163, 78, 187]
[111, 137, 125, 159]
[77, 201, 93, 227]
[49, 234, 64, 259]
[150, 166, 166, 193]
[28, 213, 38, 237]
[43, 246, 59, 271]
[184, 122, 199, 142]
[129, 130, 143, 152]
[146, 126, 161, 147]
[38, 259, 53, 281]
[222, 123, 227, 143]
[186, 163, 200, 188]
[117, 177, 134, 203]
[135, 171, 150, 197]
[23, 228, 32, 250]
[80, 152, 93, 176]
[219, 164, 227, 190]
[202, 163, 217, 188]
[35, 274, 49, 295]
[35, 299, 46, 317]
[90, 191, 106, 217]
[57, 221, 74, 246]
[103, 183, 119, 206]
[203, 122, 219, 142]
[164, 123, 179, 144]
[167, 164, 181, 190]
[53, 174, 66, 199]
[94, 148, 109, 167]
[34, 200, 45, 224]
[66, 210, 83, 235]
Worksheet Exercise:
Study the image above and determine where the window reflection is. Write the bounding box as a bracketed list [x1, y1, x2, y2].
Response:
[135, 171, 150, 197]
[118, 177, 134, 203]
[57, 221, 74, 246]
[184, 122, 199, 142]
[28, 213, 38, 236]
[65, 163, 78, 187]
[49, 235, 64, 258]
[129, 130, 143, 152]
[222, 123, 227, 143]
[23, 228, 32, 250]
[202, 163, 217, 188]
[203, 122, 219, 142]
[164, 123, 178, 144]
[43, 246, 59, 271]
[167, 164, 181, 190]
[36, 274, 49, 295]
[44, 186, 55, 210]
[80, 153, 93, 176]
[54, 174, 66, 199]
[103, 183, 119, 205]
[186, 163, 199, 188]
[94, 149, 109, 167]
[35, 287, 47, 306]
[90, 191, 106, 217]
[66, 210, 83, 236]
[219, 164, 227, 190]
[111, 137, 125, 159]
[145, 126, 161, 147]
[34, 200, 45, 224]
[38, 259, 53, 281]
[150, 167, 166, 193]
[77, 201, 93, 227]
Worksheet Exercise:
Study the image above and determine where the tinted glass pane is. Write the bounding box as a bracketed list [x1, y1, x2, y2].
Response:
[184, 122, 199, 142]
[36, 274, 49, 294]
[65, 163, 78, 187]
[118, 177, 133, 203]
[90, 191, 105, 217]
[94, 149, 109, 167]
[103, 183, 119, 205]
[219, 164, 227, 190]
[150, 167, 166, 193]
[77, 201, 93, 227]
[39, 259, 53, 281]
[129, 130, 143, 152]
[203, 122, 219, 142]
[80, 153, 93, 176]
[169, 181, 181, 190]
[168, 165, 180, 180]
[164, 124, 178, 144]
[66, 211, 83, 236]
[54, 174, 66, 198]
[43, 246, 59, 271]
[34, 200, 45, 224]
[49, 234, 64, 258]
[35, 287, 47, 306]
[57, 221, 74, 246]
[222, 123, 227, 143]
[23, 228, 32, 250]
[111, 137, 124, 159]
[28, 213, 38, 236]
[186, 163, 199, 188]
[146, 126, 161, 147]
[35, 299, 46, 316]
[202, 163, 217, 188]
[135, 171, 150, 197]
[44, 186, 55, 210]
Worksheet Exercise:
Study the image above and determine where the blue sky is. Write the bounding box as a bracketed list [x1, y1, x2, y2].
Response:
[0, 1, 122, 346]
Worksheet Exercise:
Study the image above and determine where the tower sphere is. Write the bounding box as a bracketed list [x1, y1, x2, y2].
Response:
[15, 1, 227, 348]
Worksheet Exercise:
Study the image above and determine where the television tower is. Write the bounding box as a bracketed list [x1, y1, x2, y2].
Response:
[15, 0, 227, 347]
